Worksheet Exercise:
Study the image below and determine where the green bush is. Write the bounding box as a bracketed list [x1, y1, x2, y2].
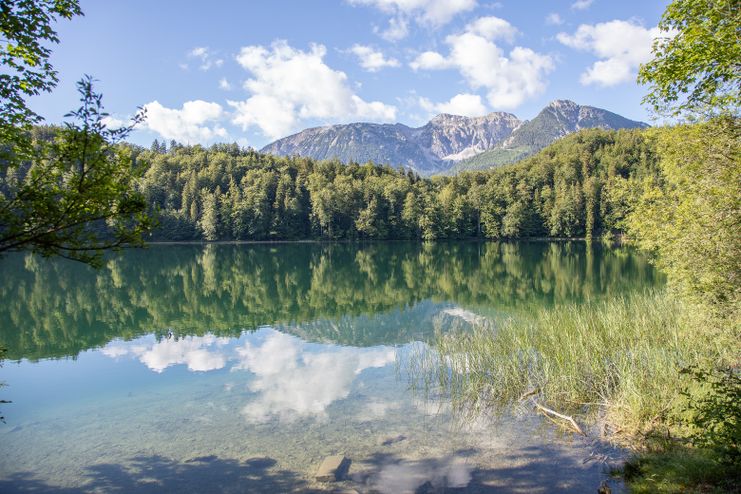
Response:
[679, 366, 741, 466]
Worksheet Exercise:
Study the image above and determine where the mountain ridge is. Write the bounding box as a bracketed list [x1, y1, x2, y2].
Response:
[260, 100, 648, 175]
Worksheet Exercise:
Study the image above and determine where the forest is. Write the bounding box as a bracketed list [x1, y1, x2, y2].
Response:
[115, 127, 658, 242]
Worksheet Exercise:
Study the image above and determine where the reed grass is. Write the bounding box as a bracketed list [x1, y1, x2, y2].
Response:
[412, 290, 736, 440]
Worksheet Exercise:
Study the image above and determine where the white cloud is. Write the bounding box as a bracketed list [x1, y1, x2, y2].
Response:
[103, 335, 230, 373]
[545, 13, 563, 25]
[349, 0, 476, 39]
[350, 44, 401, 72]
[410, 50, 452, 70]
[419, 93, 487, 117]
[571, 0, 593, 10]
[101, 115, 129, 130]
[375, 16, 409, 41]
[143, 100, 228, 144]
[187, 46, 224, 71]
[557, 20, 661, 86]
[234, 330, 395, 423]
[218, 78, 232, 90]
[229, 40, 397, 139]
[410, 17, 554, 109]
[465, 15, 517, 42]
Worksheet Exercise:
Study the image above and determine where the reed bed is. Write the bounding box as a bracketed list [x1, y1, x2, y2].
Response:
[409, 290, 735, 440]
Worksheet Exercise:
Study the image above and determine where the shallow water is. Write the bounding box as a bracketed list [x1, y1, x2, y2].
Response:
[0, 241, 661, 493]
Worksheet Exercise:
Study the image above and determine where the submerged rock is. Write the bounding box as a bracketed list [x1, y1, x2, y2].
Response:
[379, 434, 407, 446]
[316, 454, 350, 482]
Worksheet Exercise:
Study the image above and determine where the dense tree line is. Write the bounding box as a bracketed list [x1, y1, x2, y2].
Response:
[133, 128, 658, 242]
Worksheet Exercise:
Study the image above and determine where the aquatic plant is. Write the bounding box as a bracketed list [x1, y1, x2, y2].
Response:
[416, 290, 734, 440]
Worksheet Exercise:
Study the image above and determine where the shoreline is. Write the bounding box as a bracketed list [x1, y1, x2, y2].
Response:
[143, 236, 624, 246]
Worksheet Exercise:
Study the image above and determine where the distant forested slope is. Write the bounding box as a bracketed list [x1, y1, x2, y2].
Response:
[131, 128, 657, 241]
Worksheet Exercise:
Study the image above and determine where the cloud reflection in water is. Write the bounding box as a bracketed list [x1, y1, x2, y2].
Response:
[234, 330, 396, 423]
[102, 328, 399, 424]
[370, 456, 472, 493]
[102, 334, 230, 373]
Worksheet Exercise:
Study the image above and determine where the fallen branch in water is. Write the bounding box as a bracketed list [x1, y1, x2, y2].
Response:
[534, 402, 586, 436]
[516, 387, 586, 436]
[518, 387, 540, 401]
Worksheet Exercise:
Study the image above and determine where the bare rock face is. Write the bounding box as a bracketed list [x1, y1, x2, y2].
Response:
[260, 101, 647, 176]
[414, 112, 521, 162]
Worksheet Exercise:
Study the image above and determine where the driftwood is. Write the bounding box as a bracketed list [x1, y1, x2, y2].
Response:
[533, 402, 586, 436]
[518, 387, 540, 401]
[517, 387, 586, 436]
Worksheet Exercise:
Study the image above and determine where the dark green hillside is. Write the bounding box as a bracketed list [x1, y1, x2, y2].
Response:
[128, 127, 657, 242]
[446, 146, 532, 173]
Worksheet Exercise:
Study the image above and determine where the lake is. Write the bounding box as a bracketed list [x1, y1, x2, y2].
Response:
[0, 241, 662, 493]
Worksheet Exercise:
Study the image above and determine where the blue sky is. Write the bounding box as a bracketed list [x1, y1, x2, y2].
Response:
[31, 0, 670, 149]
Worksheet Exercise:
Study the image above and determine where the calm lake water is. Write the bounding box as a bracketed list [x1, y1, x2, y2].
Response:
[0, 241, 662, 493]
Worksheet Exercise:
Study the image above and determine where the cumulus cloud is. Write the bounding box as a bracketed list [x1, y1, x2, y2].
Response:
[410, 16, 554, 109]
[545, 13, 563, 26]
[228, 40, 397, 139]
[571, 0, 593, 10]
[350, 44, 401, 72]
[142, 100, 228, 143]
[186, 46, 224, 71]
[375, 16, 409, 41]
[218, 78, 232, 90]
[557, 20, 662, 86]
[409, 50, 452, 70]
[349, 0, 476, 40]
[102, 335, 230, 373]
[465, 15, 517, 42]
[234, 330, 395, 423]
[101, 115, 129, 130]
[419, 93, 487, 117]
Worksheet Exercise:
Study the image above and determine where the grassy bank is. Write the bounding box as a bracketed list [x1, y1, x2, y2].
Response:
[415, 290, 739, 491]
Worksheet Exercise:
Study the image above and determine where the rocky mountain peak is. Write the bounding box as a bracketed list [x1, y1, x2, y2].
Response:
[547, 99, 580, 111]
[429, 113, 466, 125]
[260, 101, 647, 175]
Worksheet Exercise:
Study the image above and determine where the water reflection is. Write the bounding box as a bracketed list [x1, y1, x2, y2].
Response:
[101, 327, 398, 424]
[0, 240, 643, 491]
[0, 241, 660, 361]
[103, 335, 230, 373]
[370, 456, 472, 492]
[234, 330, 395, 423]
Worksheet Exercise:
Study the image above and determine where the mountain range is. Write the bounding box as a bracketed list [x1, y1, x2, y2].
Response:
[260, 100, 648, 175]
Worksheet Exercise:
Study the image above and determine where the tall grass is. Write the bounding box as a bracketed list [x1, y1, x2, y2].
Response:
[414, 290, 735, 440]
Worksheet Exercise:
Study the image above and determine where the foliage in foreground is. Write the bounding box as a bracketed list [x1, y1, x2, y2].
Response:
[679, 366, 741, 467]
[623, 365, 741, 492]
[626, 118, 740, 320]
[638, 0, 740, 119]
[0, 78, 154, 266]
[622, 444, 740, 494]
[0, 0, 82, 142]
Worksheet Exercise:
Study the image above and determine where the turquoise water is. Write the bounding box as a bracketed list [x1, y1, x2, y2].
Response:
[0, 242, 661, 493]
